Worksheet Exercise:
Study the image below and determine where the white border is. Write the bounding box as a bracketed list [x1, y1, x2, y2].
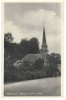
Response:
[0, 0, 65, 99]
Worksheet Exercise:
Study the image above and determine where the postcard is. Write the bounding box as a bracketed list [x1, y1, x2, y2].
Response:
[1, 0, 64, 98]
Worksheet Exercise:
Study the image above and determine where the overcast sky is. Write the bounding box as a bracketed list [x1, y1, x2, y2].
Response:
[4, 3, 61, 54]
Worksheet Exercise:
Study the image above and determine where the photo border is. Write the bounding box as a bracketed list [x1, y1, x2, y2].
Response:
[1, 0, 64, 98]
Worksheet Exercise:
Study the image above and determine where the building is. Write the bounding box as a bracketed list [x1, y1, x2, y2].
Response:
[13, 22, 49, 67]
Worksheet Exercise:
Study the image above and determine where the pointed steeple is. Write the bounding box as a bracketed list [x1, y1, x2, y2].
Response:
[41, 22, 48, 57]
[42, 22, 46, 47]
[42, 22, 47, 49]
[41, 22, 49, 67]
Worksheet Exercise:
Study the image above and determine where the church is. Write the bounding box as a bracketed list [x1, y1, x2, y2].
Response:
[13, 22, 49, 67]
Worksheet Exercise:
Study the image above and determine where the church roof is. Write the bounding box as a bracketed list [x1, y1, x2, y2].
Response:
[21, 54, 42, 62]
[13, 54, 42, 66]
[13, 23, 48, 67]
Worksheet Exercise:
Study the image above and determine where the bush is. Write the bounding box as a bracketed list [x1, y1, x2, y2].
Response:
[33, 58, 44, 70]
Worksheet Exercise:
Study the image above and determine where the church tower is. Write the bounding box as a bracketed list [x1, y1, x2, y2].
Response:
[41, 22, 48, 66]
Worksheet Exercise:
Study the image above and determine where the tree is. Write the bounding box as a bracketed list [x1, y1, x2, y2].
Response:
[4, 33, 14, 60]
[20, 37, 40, 56]
[29, 37, 40, 54]
[47, 53, 60, 77]
[4, 33, 14, 43]
[20, 39, 30, 55]
[33, 58, 44, 70]
[49, 53, 61, 64]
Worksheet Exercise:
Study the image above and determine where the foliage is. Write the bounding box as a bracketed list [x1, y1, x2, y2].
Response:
[4, 33, 61, 83]
[20, 39, 30, 55]
[4, 33, 14, 43]
[47, 53, 60, 77]
[20, 37, 40, 55]
[29, 38, 39, 54]
[48, 53, 61, 64]
[33, 58, 44, 70]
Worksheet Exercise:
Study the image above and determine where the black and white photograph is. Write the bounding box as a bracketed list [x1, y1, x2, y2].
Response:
[2, 0, 64, 97]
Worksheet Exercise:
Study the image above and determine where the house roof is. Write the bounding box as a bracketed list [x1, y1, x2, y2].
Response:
[21, 54, 42, 62]
[13, 54, 42, 66]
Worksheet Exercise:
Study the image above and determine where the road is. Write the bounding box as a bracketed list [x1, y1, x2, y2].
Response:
[4, 77, 61, 96]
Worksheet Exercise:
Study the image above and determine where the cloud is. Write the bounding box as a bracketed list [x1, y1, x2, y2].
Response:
[14, 9, 61, 34]
[46, 34, 61, 54]
[4, 9, 61, 54]
[4, 20, 23, 43]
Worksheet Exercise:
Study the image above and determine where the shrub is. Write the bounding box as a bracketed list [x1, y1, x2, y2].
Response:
[33, 58, 44, 70]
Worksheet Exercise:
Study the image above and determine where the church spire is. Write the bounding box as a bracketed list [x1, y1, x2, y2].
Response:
[42, 22, 47, 48]
[41, 22, 48, 58]
[41, 22, 49, 67]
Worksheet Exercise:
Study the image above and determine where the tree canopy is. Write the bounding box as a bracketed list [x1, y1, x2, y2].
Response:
[4, 33, 14, 43]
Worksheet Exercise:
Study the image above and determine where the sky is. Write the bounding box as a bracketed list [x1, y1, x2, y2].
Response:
[4, 3, 61, 54]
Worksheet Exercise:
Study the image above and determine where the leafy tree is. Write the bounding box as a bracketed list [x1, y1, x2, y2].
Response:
[20, 39, 30, 55]
[20, 37, 40, 55]
[29, 37, 39, 54]
[23, 61, 30, 67]
[4, 33, 14, 43]
[49, 53, 61, 64]
[47, 53, 60, 77]
[33, 58, 44, 70]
